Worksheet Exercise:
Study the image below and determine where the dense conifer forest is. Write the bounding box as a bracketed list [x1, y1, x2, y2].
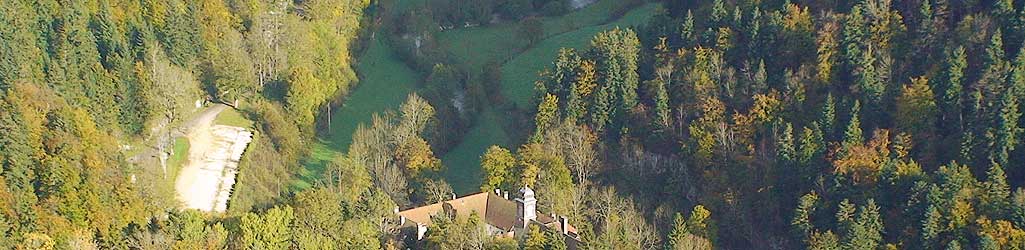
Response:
[2, 0, 1025, 249]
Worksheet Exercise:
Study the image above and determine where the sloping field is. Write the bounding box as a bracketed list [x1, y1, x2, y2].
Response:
[501, 3, 662, 107]
[297, 36, 420, 190]
[436, 0, 641, 71]
[439, 3, 663, 194]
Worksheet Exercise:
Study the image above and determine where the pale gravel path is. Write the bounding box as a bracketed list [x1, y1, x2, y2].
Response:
[174, 104, 231, 211]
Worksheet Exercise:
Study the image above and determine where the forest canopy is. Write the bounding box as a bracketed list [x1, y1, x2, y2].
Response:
[4, 0, 1025, 249]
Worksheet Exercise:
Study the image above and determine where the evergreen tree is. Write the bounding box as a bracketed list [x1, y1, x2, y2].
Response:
[982, 163, 1011, 218]
[896, 77, 938, 142]
[711, 0, 728, 27]
[666, 213, 688, 250]
[857, 46, 884, 109]
[821, 94, 837, 139]
[985, 29, 1006, 69]
[842, 6, 867, 71]
[653, 79, 671, 130]
[778, 123, 796, 166]
[817, 18, 840, 84]
[807, 231, 840, 250]
[567, 60, 597, 122]
[797, 123, 825, 176]
[941, 47, 967, 132]
[991, 90, 1021, 166]
[532, 94, 559, 143]
[681, 10, 695, 46]
[792, 192, 819, 239]
[979, 233, 999, 250]
[920, 205, 942, 248]
[842, 101, 864, 150]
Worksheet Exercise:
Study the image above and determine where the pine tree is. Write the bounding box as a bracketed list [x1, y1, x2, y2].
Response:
[711, 0, 727, 27]
[567, 60, 597, 122]
[842, 6, 867, 70]
[857, 46, 884, 109]
[835, 199, 857, 247]
[991, 90, 1021, 166]
[666, 213, 688, 250]
[817, 18, 840, 84]
[752, 60, 768, 95]
[778, 123, 796, 166]
[842, 101, 863, 150]
[979, 233, 999, 250]
[792, 192, 819, 239]
[920, 205, 942, 248]
[681, 10, 695, 46]
[917, 0, 935, 39]
[941, 46, 967, 132]
[807, 230, 841, 250]
[821, 94, 836, 139]
[653, 79, 671, 130]
[532, 94, 559, 143]
[945, 240, 962, 250]
[985, 29, 1006, 69]
[993, 0, 1014, 26]
[797, 123, 825, 174]
[982, 163, 1011, 218]
[896, 77, 938, 140]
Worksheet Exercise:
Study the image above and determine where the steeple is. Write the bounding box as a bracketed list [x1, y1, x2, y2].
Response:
[516, 186, 537, 228]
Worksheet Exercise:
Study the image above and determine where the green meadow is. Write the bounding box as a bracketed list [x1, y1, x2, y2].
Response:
[301, 0, 662, 194]
[296, 37, 419, 190]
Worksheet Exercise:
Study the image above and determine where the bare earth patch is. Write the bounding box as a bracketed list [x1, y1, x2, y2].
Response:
[175, 105, 252, 212]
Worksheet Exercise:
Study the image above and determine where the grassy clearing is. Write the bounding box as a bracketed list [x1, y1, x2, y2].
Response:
[435, 0, 634, 71]
[214, 108, 255, 128]
[501, 3, 662, 107]
[435, 3, 663, 194]
[297, 36, 420, 189]
[298, 1, 660, 194]
[440, 107, 511, 193]
[167, 137, 190, 171]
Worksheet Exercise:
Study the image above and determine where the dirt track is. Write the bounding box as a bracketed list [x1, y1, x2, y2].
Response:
[173, 104, 251, 212]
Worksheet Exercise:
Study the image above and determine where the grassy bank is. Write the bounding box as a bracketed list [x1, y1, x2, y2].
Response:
[297, 36, 420, 189]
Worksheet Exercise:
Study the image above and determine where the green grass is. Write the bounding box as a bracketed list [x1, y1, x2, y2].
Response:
[434, 3, 662, 194]
[435, 0, 641, 71]
[215, 108, 255, 128]
[167, 137, 190, 171]
[296, 36, 420, 190]
[440, 107, 511, 194]
[296, 1, 661, 194]
[501, 3, 663, 107]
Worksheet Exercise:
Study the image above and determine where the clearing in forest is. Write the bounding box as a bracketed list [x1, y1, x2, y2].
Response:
[175, 106, 253, 212]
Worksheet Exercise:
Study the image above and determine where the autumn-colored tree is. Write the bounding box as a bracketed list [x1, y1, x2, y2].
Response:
[896, 77, 938, 147]
[532, 94, 559, 143]
[481, 146, 516, 192]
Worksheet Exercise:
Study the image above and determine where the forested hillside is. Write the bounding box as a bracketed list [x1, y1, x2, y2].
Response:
[4, 0, 1025, 249]
[0, 0, 370, 247]
[515, 0, 1025, 248]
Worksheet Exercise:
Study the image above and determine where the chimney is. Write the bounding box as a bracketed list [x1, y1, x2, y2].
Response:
[399, 216, 406, 225]
[560, 216, 569, 235]
[416, 223, 429, 240]
[495, 189, 501, 196]
[393, 206, 400, 214]
[451, 192, 456, 200]
[503, 191, 509, 199]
